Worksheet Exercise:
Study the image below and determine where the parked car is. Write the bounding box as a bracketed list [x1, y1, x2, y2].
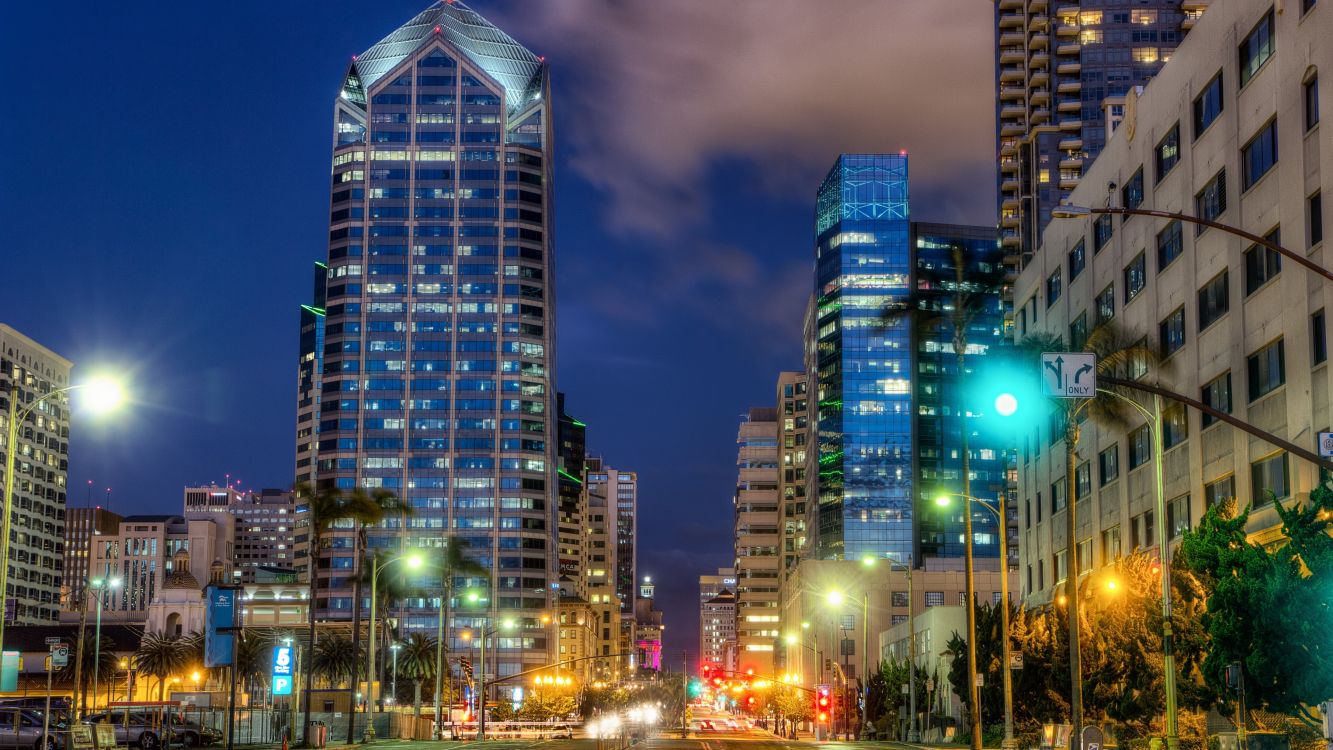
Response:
[0, 708, 65, 750]
[81, 712, 221, 749]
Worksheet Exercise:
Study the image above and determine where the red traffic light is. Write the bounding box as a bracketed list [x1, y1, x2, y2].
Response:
[817, 711, 829, 723]
[747, 697, 755, 705]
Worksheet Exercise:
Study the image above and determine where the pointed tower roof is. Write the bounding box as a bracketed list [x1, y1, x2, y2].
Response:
[349, 0, 544, 116]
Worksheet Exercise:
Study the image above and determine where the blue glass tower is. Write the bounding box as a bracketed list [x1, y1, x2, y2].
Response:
[296, 1, 555, 682]
[811, 154, 914, 563]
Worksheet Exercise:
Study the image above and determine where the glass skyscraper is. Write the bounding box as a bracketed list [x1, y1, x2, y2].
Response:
[811, 154, 915, 564]
[295, 1, 555, 682]
[807, 156, 1009, 566]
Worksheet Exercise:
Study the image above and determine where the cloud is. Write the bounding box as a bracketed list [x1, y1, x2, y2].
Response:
[496, 0, 997, 236]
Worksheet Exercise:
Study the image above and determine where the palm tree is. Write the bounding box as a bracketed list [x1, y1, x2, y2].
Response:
[234, 631, 270, 704]
[134, 633, 193, 702]
[1016, 321, 1165, 742]
[311, 634, 357, 688]
[59, 630, 120, 712]
[396, 633, 438, 717]
[293, 483, 395, 744]
[433, 537, 488, 735]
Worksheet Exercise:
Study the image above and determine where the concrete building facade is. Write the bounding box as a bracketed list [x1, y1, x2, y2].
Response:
[62, 506, 122, 615]
[732, 407, 781, 675]
[1013, 0, 1331, 602]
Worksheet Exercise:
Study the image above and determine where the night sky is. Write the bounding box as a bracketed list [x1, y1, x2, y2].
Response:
[2, 1, 995, 661]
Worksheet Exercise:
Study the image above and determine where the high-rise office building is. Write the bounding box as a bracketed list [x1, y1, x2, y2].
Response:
[231, 488, 303, 583]
[581, 457, 629, 679]
[997, 0, 1210, 266]
[555, 394, 587, 595]
[1013, 0, 1331, 601]
[61, 506, 122, 615]
[732, 407, 780, 674]
[0, 324, 73, 625]
[614, 470, 637, 615]
[698, 567, 737, 672]
[298, 0, 555, 682]
[776, 372, 809, 580]
[294, 261, 328, 488]
[809, 155, 916, 564]
[803, 156, 1011, 566]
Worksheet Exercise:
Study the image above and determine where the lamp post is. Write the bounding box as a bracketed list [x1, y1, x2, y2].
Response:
[1050, 204, 1333, 285]
[936, 493, 1015, 750]
[476, 617, 515, 740]
[89, 576, 122, 711]
[389, 643, 401, 707]
[363, 552, 423, 742]
[2, 377, 124, 654]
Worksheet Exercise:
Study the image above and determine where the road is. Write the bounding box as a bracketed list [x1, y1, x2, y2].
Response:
[253, 727, 929, 750]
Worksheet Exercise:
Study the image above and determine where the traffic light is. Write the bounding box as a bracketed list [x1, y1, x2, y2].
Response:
[968, 356, 1046, 438]
[688, 678, 702, 698]
[815, 685, 832, 723]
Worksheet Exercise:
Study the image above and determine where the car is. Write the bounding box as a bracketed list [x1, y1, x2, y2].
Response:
[81, 712, 221, 749]
[0, 708, 65, 750]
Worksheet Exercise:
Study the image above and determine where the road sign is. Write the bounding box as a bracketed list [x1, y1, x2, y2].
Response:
[1009, 652, 1024, 670]
[1041, 352, 1097, 398]
[1083, 725, 1104, 750]
[1319, 432, 1333, 458]
[273, 675, 293, 696]
[44, 637, 62, 646]
[974, 674, 985, 687]
[50, 643, 69, 668]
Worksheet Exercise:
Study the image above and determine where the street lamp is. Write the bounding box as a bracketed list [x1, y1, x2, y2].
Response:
[1, 376, 125, 653]
[389, 643, 401, 707]
[475, 617, 515, 740]
[936, 493, 1016, 750]
[82, 576, 123, 713]
[1050, 204, 1333, 284]
[363, 552, 423, 742]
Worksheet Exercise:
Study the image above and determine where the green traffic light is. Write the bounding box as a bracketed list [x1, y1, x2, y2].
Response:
[995, 393, 1018, 416]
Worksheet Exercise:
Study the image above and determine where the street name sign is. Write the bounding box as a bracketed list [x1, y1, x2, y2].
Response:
[1319, 432, 1333, 458]
[1041, 352, 1097, 398]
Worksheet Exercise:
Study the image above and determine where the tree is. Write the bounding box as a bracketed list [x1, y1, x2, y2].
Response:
[234, 632, 270, 704]
[772, 686, 812, 730]
[59, 630, 120, 711]
[433, 537, 488, 732]
[1178, 485, 1333, 721]
[134, 634, 193, 702]
[311, 634, 358, 688]
[396, 632, 438, 716]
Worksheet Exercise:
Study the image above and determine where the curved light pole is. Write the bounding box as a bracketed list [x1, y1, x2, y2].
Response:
[1051, 204, 1333, 285]
[362, 552, 422, 742]
[2, 377, 125, 653]
[89, 577, 122, 712]
[935, 493, 1014, 750]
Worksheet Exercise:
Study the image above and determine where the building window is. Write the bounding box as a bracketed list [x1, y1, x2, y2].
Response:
[1250, 452, 1290, 506]
[1051, 479, 1066, 513]
[1076, 461, 1092, 500]
[1247, 338, 1286, 401]
[1244, 229, 1282, 294]
[1193, 72, 1224, 138]
[1306, 74, 1320, 131]
[1163, 401, 1188, 449]
[1122, 168, 1145, 210]
[1102, 526, 1122, 562]
[1311, 191, 1324, 246]
[1055, 549, 1068, 584]
[1303, 0, 1318, 14]
[1069, 240, 1086, 280]
[1131, 510, 1156, 551]
[1205, 475, 1235, 508]
[1070, 312, 1088, 351]
[1099, 445, 1120, 484]
[925, 592, 944, 607]
[1156, 124, 1180, 181]
[1095, 214, 1114, 250]
[1129, 424, 1152, 468]
[1167, 494, 1191, 538]
[1241, 120, 1279, 190]
[1314, 309, 1328, 365]
[891, 591, 909, 607]
[1198, 271, 1229, 331]
[1239, 10, 1275, 87]
[1096, 284, 1115, 325]
[1077, 539, 1093, 574]
[1156, 220, 1183, 271]
[1124, 252, 1147, 303]
[1160, 307, 1186, 358]
[1201, 372, 1232, 428]
[1047, 269, 1062, 307]
[1196, 169, 1228, 234]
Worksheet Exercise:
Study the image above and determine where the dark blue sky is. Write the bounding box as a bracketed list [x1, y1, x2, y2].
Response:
[1, 1, 994, 659]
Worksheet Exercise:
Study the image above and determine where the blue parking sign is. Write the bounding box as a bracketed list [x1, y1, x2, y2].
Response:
[272, 675, 292, 696]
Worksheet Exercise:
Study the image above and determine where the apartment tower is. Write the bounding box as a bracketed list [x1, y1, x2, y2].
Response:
[732, 407, 780, 674]
[997, 0, 1210, 267]
[297, 0, 555, 683]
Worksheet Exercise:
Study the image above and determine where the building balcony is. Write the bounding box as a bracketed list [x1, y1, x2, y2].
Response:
[1054, 3, 1079, 17]
[1001, 197, 1020, 212]
[1058, 80, 1082, 94]
[1058, 117, 1083, 131]
[1000, 46, 1027, 64]
[1056, 42, 1081, 56]
[1000, 31, 1026, 47]
[998, 0, 1023, 10]
[1030, 88, 1050, 104]
[1000, 122, 1027, 137]
[1000, 104, 1027, 119]
[1029, 0, 1048, 8]
[1059, 175, 1081, 189]
[1030, 106, 1051, 124]
[1000, 66, 1026, 83]
[1030, 51, 1050, 66]
[1000, 158, 1020, 175]
[1057, 61, 1082, 75]
[1058, 136, 1083, 151]
[1000, 13, 1025, 28]
[1001, 85, 1026, 101]
[1059, 156, 1084, 170]
[1000, 141, 1018, 158]
[1028, 14, 1049, 32]
[1028, 32, 1050, 49]
[1030, 69, 1049, 86]
[1001, 178, 1021, 193]
[1001, 214, 1021, 229]
[1001, 231, 1022, 249]
[1057, 99, 1081, 113]
[1055, 21, 1079, 36]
